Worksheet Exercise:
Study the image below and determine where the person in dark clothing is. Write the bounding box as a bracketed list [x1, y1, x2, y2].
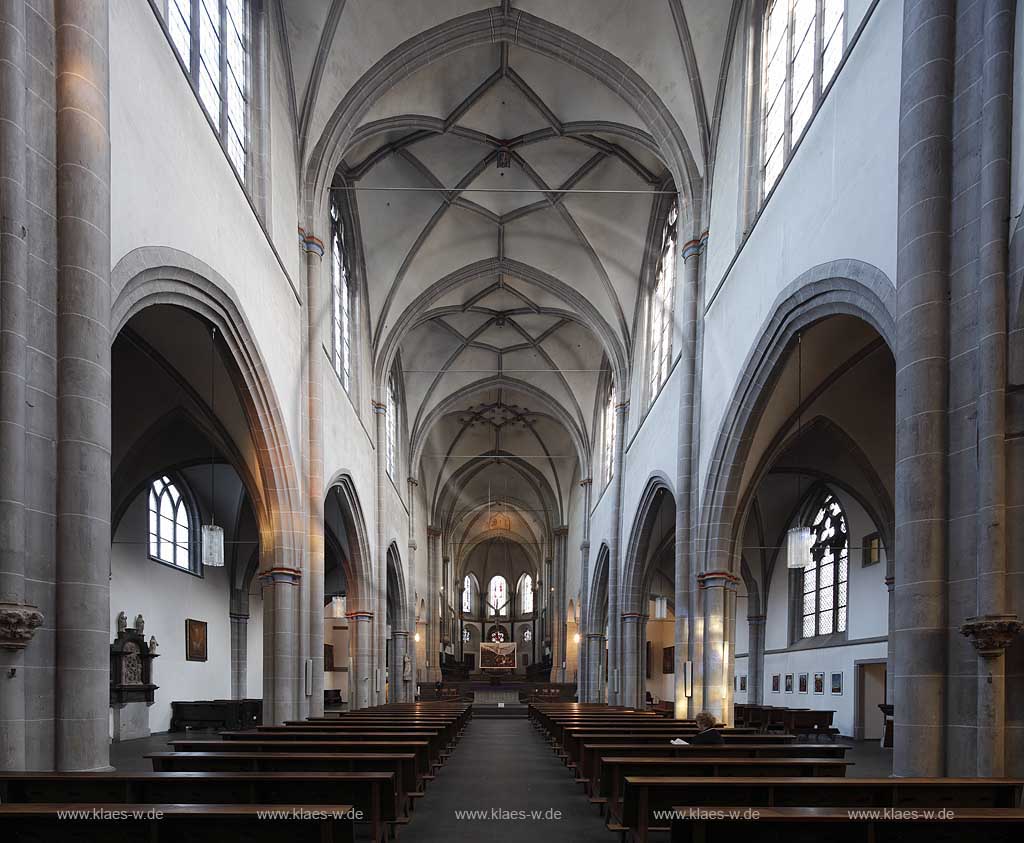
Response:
[687, 710, 724, 744]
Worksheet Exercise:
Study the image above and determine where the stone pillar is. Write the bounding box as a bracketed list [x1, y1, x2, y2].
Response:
[578, 478, 592, 701]
[0, 0, 41, 771]
[700, 572, 738, 723]
[893, 0, 953, 777]
[675, 230, 705, 719]
[348, 611, 374, 709]
[552, 526, 568, 682]
[391, 630, 409, 702]
[301, 229, 326, 719]
[746, 615, 766, 704]
[230, 612, 248, 699]
[606, 399, 628, 704]
[620, 613, 643, 709]
[586, 633, 606, 702]
[425, 527, 441, 681]
[406, 477, 418, 700]
[965, 0, 1020, 777]
[261, 567, 300, 724]
[54, 0, 111, 771]
[885, 572, 896, 711]
[372, 400, 387, 706]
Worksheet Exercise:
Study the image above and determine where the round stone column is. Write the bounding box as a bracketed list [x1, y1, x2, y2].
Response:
[53, 0, 112, 771]
[586, 633, 606, 702]
[348, 611, 374, 709]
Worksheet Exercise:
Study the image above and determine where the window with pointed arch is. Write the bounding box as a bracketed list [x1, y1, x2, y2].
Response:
[487, 575, 508, 617]
[167, 0, 251, 177]
[602, 379, 617, 487]
[801, 491, 849, 638]
[519, 574, 534, 615]
[385, 374, 398, 479]
[462, 575, 473, 615]
[648, 202, 678, 401]
[330, 198, 353, 392]
[761, 0, 845, 193]
[148, 475, 197, 573]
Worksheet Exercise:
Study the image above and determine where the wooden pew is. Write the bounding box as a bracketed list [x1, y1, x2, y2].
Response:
[218, 731, 446, 772]
[0, 772, 394, 843]
[583, 742, 846, 797]
[562, 727, 783, 770]
[148, 752, 420, 809]
[0, 803, 357, 843]
[668, 805, 1024, 842]
[599, 756, 852, 826]
[283, 718, 461, 748]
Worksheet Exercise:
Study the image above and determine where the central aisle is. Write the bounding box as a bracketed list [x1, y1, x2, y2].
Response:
[403, 717, 611, 842]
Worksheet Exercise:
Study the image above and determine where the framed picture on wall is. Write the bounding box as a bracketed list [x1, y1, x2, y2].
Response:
[662, 646, 675, 675]
[185, 618, 207, 662]
[831, 672, 844, 694]
[798, 673, 808, 693]
[862, 532, 882, 567]
[784, 673, 794, 693]
[325, 643, 335, 672]
[771, 674, 781, 693]
[739, 675, 747, 692]
[813, 672, 825, 694]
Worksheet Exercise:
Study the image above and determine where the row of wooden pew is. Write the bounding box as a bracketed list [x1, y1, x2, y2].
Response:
[531, 702, 1024, 842]
[733, 702, 839, 739]
[0, 702, 472, 842]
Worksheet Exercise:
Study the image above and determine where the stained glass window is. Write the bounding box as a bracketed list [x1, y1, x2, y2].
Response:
[603, 380, 617, 486]
[488, 576, 508, 617]
[165, 1, 250, 177]
[331, 201, 352, 391]
[519, 574, 534, 614]
[148, 476, 193, 571]
[523, 628, 532, 643]
[802, 492, 849, 638]
[385, 375, 398, 478]
[462, 575, 472, 614]
[761, 0, 844, 193]
[648, 203, 677, 400]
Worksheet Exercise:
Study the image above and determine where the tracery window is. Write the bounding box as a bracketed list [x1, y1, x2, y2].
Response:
[462, 575, 473, 614]
[801, 492, 849, 638]
[487, 576, 508, 617]
[462, 627, 471, 643]
[167, 0, 250, 176]
[385, 375, 398, 478]
[148, 476, 195, 572]
[648, 202, 678, 400]
[761, 0, 845, 192]
[519, 574, 534, 615]
[523, 628, 532, 643]
[330, 200, 353, 392]
[602, 380, 617, 486]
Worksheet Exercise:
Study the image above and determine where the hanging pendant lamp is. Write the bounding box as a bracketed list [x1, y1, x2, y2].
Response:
[203, 325, 225, 567]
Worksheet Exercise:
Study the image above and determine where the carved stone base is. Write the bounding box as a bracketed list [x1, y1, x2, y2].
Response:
[0, 602, 44, 650]
[960, 614, 1023, 656]
[111, 701, 151, 742]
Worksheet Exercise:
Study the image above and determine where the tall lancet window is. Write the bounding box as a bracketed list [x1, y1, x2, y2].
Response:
[801, 491, 849, 638]
[602, 380, 617, 486]
[487, 576, 508, 617]
[167, 1, 250, 176]
[761, 0, 845, 192]
[330, 200, 352, 392]
[385, 375, 398, 478]
[148, 476, 195, 572]
[462, 575, 472, 614]
[519, 574, 534, 614]
[648, 202, 678, 400]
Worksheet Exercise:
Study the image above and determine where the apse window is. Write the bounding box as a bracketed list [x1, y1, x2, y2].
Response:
[519, 574, 534, 614]
[648, 202, 678, 401]
[462, 575, 473, 614]
[148, 475, 197, 573]
[488, 575, 508, 617]
[330, 200, 353, 392]
[761, 0, 845, 192]
[166, 0, 250, 177]
[801, 492, 849, 638]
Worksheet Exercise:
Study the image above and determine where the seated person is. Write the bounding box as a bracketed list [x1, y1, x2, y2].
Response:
[687, 710, 724, 744]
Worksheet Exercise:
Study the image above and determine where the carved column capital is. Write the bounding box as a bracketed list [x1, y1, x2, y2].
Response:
[0, 602, 44, 650]
[960, 614, 1023, 656]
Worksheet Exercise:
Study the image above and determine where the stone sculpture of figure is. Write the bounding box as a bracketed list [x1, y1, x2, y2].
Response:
[148, 635, 158, 655]
[403, 652, 412, 681]
[116, 611, 127, 634]
[134, 614, 145, 635]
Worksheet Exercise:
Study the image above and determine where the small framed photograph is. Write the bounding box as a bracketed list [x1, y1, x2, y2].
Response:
[784, 673, 794, 693]
[771, 674, 781, 693]
[813, 672, 825, 694]
[863, 532, 882, 567]
[662, 645, 674, 675]
[739, 675, 747, 692]
[185, 618, 207, 662]
[831, 672, 844, 695]
[798, 673, 809, 693]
